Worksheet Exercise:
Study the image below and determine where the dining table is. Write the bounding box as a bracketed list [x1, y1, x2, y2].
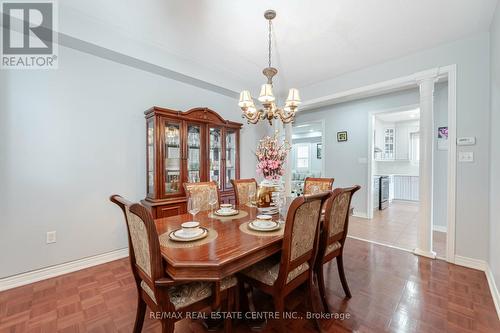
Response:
[154, 204, 289, 282]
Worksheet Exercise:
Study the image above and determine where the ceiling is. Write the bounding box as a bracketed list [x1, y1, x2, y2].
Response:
[376, 109, 420, 123]
[61, 0, 498, 96]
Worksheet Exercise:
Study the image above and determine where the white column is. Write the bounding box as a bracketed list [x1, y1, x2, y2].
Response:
[414, 75, 437, 259]
[284, 122, 293, 196]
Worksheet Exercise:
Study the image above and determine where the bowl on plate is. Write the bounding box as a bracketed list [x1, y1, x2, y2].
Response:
[181, 221, 201, 237]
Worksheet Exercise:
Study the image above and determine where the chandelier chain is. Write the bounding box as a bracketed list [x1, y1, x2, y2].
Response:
[268, 19, 272, 68]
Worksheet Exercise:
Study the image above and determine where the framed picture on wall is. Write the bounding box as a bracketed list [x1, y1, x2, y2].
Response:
[437, 126, 448, 150]
[317, 143, 322, 159]
[337, 131, 348, 142]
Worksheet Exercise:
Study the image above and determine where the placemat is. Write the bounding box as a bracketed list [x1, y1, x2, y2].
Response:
[208, 210, 248, 221]
[159, 229, 218, 248]
[239, 221, 284, 237]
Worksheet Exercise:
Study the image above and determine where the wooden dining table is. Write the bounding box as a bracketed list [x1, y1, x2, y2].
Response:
[154, 204, 286, 282]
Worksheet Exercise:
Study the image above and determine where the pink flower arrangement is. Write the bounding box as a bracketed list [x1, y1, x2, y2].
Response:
[255, 132, 290, 180]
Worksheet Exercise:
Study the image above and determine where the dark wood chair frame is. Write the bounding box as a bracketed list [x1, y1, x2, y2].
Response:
[231, 178, 258, 206]
[238, 192, 331, 332]
[110, 195, 235, 333]
[315, 186, 361, 312]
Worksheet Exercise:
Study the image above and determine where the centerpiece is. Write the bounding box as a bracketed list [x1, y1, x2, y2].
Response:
[255, 132, 290, 207]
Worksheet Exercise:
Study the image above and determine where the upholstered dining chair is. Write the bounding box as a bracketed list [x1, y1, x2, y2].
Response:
[303, 177, 334, 195]
[183, 181, 220, 211]
[238, 192, 331, 332]
[110, 195, 237, 333]
[231, 178, 258, 206]
[315, 186, 360, 312]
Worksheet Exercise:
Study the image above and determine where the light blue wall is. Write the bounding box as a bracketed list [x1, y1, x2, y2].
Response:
[0, 45, 266, 278]
[300, 33, 491, 262]
[489, 2, 500, 294]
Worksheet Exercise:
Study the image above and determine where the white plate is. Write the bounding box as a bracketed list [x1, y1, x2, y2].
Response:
[214, 209, 239, 216]
[258, 208, 279, 214]
[249, 220, 280, 231]
[169, 228, 208, 242]
[172, 228, 205, 239]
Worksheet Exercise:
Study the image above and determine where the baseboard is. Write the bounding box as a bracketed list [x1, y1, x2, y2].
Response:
[352, 211, 368, 219]
[433, 225, 447, 233]
[0, 248, 129, 292]
[454, 255, 488, 271]
[485, 266, 500, 320]
[454, 255, 500, 320]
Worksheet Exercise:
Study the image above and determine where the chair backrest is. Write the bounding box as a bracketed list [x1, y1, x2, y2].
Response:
[303, 177, 334, 195]
[184, 181, 220, 211]
[231, 178, 257, 206]
[320, 186, 360, 254]
[276, 192, 331, 287]
[110, 195, 165, 297]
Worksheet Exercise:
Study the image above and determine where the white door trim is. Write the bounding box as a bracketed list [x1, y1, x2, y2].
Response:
[302, 65, 457, 263]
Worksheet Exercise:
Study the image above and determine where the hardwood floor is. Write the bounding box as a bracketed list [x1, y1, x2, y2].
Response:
[1, 238, 498, 332]
[349, 201, 447, 258]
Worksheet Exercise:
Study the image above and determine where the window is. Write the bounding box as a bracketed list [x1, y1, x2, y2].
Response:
[296, 144, 309, 169]
[410, 132, 420, 162]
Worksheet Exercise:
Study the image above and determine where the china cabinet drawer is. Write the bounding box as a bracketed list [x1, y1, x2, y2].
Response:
[157, 203, 186, 218]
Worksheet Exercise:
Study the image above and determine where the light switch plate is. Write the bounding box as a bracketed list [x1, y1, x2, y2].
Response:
[457, 137, 476, 146]
[458, 151, 474, 162]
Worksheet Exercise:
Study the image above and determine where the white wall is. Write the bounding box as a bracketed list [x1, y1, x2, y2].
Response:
[300, 33, 490, 261]
[489, 2, 500, 292]
[0, 45, 266, 278]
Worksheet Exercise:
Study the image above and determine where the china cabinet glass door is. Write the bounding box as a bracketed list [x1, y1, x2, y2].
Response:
[225, 129, 236, 190]
[163, 120, 182, 195]
[187, 124, 202, 183]
[147, 118, 155, 196]
[209, 127, 222, 188]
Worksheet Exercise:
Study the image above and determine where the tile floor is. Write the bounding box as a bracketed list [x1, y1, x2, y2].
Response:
[349, 200, 447, 258]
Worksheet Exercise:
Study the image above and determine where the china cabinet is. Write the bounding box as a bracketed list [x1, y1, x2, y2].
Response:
[142, 107, 242, 218]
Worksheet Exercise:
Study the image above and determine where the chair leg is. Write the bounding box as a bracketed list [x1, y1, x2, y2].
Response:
[273, 296, 286, 333]
[133, 296, 146, 333]
[316, 265, 330, 313]
[337, 254, 352, 298]
[308, 275, 323, 333]
[160, 319, 175, 333]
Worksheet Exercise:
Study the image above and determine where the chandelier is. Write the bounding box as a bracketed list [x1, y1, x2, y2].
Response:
[238, 10, 301, 125]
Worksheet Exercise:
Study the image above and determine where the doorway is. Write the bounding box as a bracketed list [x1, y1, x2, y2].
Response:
[290, 121, 325, 196]
[348, 101, 448, 259]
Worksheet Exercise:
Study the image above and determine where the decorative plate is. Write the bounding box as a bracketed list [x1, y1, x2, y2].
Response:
[169, 227, 209, 242]
[248, 220, 280, 232]
[214, 209, 239, 216]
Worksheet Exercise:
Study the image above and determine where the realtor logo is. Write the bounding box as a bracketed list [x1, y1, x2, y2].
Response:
[1, 1, 58, 69]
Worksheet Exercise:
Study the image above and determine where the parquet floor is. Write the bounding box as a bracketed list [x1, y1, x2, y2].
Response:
[349, 201, 447, 258]
[1, 238, 499, 332]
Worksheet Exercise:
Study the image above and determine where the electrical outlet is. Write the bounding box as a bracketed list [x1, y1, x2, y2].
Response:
[458, 151, 474, 163]
[46, 231, 56, 244]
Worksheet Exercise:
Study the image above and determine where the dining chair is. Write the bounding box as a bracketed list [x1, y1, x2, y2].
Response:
[183, 181, 220, 211]
[315, 186, 360, 312]
[231, 178, 257, 206]
[238, 192, 331, 332]
[303, 177, 334, 195]
[110, 195, 237, 333]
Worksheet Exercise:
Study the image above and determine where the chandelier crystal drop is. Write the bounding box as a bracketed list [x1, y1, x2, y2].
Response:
[239, 9, 300, 125]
